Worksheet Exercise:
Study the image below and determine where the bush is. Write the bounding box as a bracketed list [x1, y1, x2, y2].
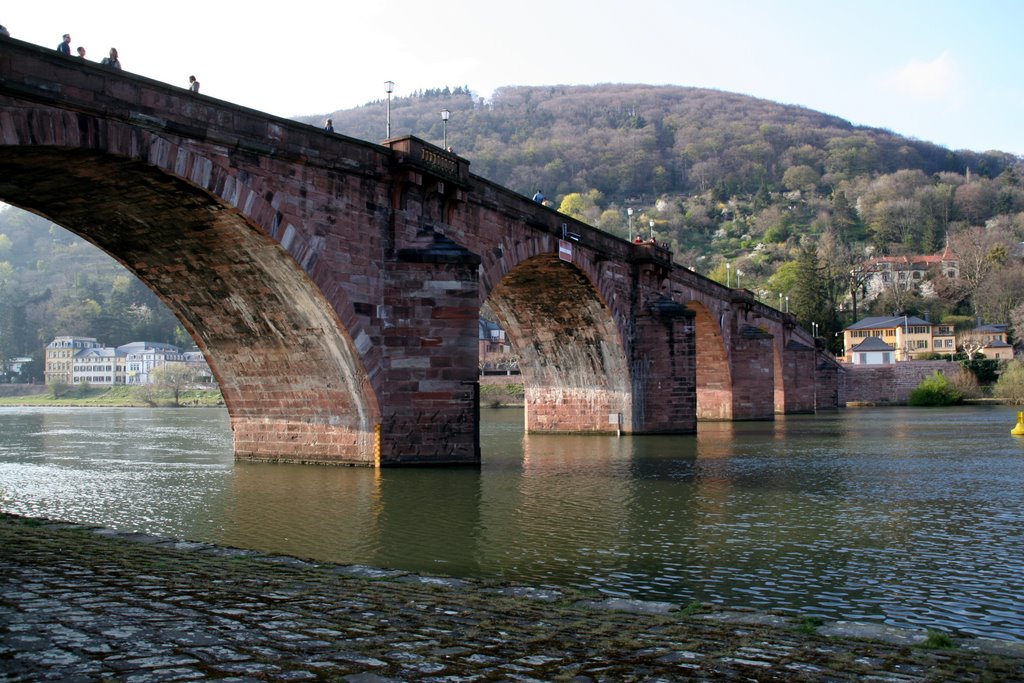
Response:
[908, 371, 963, 406]
[993, 360, 1024, 405]
[948, 367, 983, 399]
[961, 358, 1000, 385]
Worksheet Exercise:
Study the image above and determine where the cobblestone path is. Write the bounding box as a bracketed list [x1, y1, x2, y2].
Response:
[1, 513, 1021, 681]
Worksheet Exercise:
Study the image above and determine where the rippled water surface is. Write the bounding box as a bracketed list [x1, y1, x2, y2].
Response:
[1, 405, 1022, 640]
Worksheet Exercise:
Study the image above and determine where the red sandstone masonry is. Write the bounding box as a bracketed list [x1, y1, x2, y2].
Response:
[0, 39, 831, 464]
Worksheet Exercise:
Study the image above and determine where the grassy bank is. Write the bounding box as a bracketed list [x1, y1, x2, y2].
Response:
[0, 385, 224, 407]
[480, 381, 524, 408]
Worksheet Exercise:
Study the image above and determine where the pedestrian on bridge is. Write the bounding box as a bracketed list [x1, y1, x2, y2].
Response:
[0, 25, 10, 38]
[57, 34, 71, 55]
[189, 75, 200, 93]
[101, 47, 121, 69]
[76, 46, 86, 59]
[324, 119, 334, 133]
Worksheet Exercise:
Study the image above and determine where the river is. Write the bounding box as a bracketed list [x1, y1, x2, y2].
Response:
[0, 405, 1022, 640]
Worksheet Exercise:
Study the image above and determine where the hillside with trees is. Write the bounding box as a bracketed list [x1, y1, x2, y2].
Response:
[2, 83, 1022, 381]
[312, 84, 1023, 351]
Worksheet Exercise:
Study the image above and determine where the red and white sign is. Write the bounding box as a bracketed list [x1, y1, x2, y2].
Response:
[558, 239, 572, 263]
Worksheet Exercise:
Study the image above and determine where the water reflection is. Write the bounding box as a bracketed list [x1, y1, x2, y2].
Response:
[1, 405, 1023, 640]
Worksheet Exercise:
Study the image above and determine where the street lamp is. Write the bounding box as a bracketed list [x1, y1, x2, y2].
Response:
[736, 269, 742, 289]
[785, 295, 790, 313]
[627, 208, 633, 241]
[726, 262, 731, 288]
[649, 219, 655, 243]
[441, 109, 450, 148]
[812, 322, 819, 338]
[384, 80, 394, 138]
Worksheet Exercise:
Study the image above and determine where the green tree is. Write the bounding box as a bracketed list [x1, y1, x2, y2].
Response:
[782, 165, 820, 193]
[558, 192, 586, 219]
[994, 360, 1024, 404]
[767, 260, 800, 302]
[789, 246, 833, 333]
[909, 371, 963, 406]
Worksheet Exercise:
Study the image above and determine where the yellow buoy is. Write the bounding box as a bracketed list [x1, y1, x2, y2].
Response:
[1012, 411, 1024, 436]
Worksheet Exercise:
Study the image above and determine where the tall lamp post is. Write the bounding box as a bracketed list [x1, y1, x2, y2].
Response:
[726, 262, 731, 288]
[384, 80, 394, 138]
[627, 208, 633, 241]
[649, 219, 655, 243]
[441, 109, 450, 148]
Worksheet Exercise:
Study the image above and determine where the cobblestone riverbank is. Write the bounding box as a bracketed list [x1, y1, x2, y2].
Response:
[1, 513, 1021, 681]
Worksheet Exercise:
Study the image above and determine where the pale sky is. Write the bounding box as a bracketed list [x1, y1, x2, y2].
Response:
[4, 0, 1022, 155]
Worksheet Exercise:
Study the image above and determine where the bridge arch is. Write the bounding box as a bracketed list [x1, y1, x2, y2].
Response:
[684, 301, 734, 420]
[485, 254, 632, 433]
[0, 137, 381, 463]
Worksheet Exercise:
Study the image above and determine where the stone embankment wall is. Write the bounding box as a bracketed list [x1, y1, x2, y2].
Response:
[0, 384, 44, 397]
[838, 360, 956, 405]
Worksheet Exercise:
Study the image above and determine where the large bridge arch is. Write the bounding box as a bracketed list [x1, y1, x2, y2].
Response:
[485, 253, 632, 434]
[0, 141, 381, 463]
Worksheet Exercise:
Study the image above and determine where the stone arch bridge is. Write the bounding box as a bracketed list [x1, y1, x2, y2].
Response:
[0, 38, 836, 465]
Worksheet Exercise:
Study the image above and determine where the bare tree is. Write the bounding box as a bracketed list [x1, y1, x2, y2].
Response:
[948, 224, 1015, 314]
[151, 363, 199, 407]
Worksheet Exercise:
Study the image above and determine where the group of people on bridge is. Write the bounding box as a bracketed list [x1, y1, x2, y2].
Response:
[0, 26, 202, 94]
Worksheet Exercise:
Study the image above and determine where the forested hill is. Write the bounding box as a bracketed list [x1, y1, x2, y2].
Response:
[308, 83, 1016, 204]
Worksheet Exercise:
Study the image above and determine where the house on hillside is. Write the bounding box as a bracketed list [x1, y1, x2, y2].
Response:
[961, 323, 1014, 360]
[860, 245, 959, 302]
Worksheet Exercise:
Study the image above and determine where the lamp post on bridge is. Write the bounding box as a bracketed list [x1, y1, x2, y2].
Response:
[384, 80, 394, 138]
[441, 109, 450, 149]
[627, 208, 633, 241]
[726, 261, 731, 288]
[649, 219, 655, 243]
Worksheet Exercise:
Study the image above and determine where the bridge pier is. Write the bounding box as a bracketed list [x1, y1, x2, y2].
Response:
[376, 232, 482, 465]
[629, 298, 697, 433]
[729, 325, 777, 420]
[776, 340, 817, 414]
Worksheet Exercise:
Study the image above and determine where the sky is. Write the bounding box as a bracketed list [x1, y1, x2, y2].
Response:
[3, 0, 1023, 155]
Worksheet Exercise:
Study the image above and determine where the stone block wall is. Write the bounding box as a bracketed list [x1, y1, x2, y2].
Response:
[838, 360, 958, 405]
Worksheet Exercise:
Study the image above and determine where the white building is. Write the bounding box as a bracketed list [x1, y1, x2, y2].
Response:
[847, 336, 896, 365]
[71, 346, 124, 385]
[43, 337, 200, 386]
[119, 342, 184, 385]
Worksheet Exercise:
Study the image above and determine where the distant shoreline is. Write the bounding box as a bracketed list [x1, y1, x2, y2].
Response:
[0, 385, 224, 408]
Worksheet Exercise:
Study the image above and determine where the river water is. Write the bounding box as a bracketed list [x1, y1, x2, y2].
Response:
[0, 405, 1022, 640]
